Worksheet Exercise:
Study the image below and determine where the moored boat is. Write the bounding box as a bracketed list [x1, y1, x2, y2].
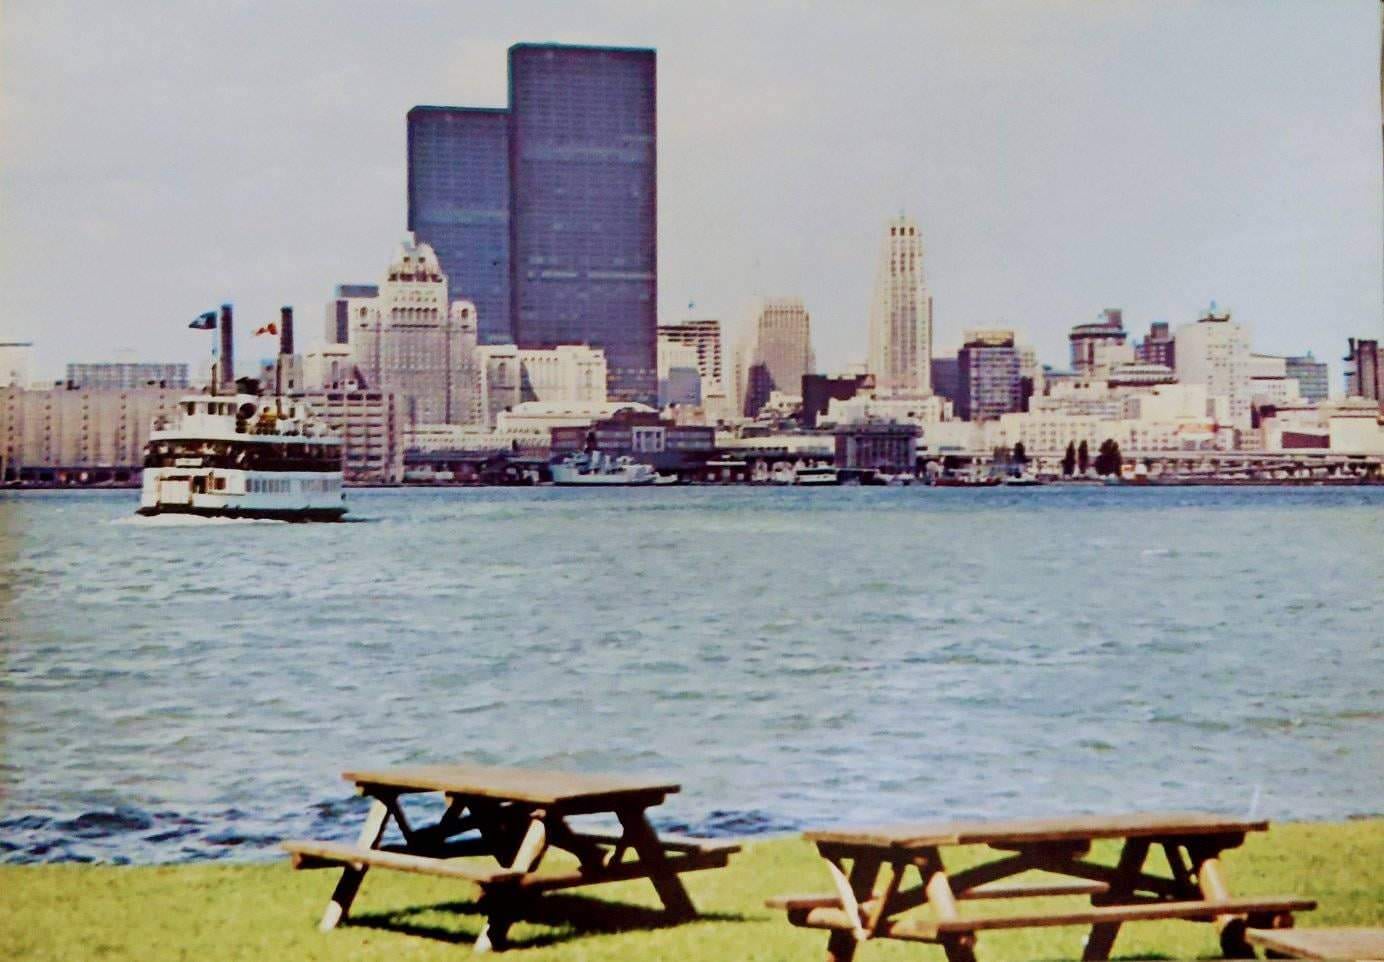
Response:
[550, 451, 660, 486]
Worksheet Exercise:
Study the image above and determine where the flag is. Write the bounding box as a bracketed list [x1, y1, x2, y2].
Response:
[254, 322, 278, 337]
[188, 310, 217, 330]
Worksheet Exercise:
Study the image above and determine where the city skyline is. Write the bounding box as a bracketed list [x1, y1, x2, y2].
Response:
[1, 2, 1380, 383]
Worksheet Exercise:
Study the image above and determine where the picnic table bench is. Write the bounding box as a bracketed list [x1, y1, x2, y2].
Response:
[282, 763, 739, 951]
[1246, 926, 1384, 960]
[768, 812, 1315, 962]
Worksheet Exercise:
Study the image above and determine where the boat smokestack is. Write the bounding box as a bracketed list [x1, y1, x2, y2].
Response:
[280, 306, 294, 357]
[218, 303, 234, 393]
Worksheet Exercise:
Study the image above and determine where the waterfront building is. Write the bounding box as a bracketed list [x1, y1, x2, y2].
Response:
[1345, 338, 1382, 402]
[475, 345, 521, 428]
[658, 319, 724, 400]
[1069, 309, 1134, 378]
[407, 107, 511, 345]
[0, 341, 33, 388]
[1285, 353, 1328, 402]
[324, 284, 380, 345]
[65, 362, 189, 390]
[801, 373, 874, 429]
[302, 344, 361, 391]
[474, 344, 608, 428]
[0, 384, 182, 484]
[1176, 307, 1253, 429]
[550, 406, 715, 474]
[293, 388, 403, 484]
[736, 297, 814, 417]
[835, 422, 918, 474]
[508, 43, 658, 404]
[351, 239, 480, 428]
[957, 330, 1022, 421]
[867, 214, 932, 396]
[822, 394, 948, 429]
[1108, 362, 1177, 389]
[658, 339, 702, 408]
[1135, 321, 1176, 369]
[1248, 354, 1304, 407]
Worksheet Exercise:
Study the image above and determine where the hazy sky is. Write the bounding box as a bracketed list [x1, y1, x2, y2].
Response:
[2, 1, 1381, 384]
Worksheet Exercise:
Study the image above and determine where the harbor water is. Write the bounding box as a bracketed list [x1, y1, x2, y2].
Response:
[0, 486, 1381, 864]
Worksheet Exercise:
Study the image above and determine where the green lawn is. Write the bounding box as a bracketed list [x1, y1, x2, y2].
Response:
[2, 820, 1380, 961]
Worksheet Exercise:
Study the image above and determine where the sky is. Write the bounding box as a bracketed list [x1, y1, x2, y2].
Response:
[2, 0, 1381, 386]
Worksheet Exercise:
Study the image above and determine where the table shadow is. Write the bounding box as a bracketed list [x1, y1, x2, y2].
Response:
[346, 893, 749, 949]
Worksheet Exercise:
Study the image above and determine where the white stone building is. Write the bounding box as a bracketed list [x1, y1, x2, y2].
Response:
[474, 344, 608, 429]
[868, 215, 932, 396]
[0, 342, 33, 389]
[1176, 307, 1253, 429]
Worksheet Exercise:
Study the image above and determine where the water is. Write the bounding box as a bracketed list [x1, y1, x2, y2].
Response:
[1, 486, 1381, 864]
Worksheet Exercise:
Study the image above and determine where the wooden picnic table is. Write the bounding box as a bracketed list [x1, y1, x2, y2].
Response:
[282, 763, 739, 952]
[768, 811, 1315, 962]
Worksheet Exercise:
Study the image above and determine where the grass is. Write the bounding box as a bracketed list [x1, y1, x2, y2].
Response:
[2, 820, 1380, 961]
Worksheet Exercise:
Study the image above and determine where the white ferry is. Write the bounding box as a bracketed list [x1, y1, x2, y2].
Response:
[138, 394, 346, 521]
[550, 451, 661, 486]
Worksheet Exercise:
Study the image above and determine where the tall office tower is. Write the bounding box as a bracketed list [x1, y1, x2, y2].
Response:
[352, 239, 480, 427]
[1176, 307, 1252, 428]
[868, 215, 932, 396]
[1345, 338, 1382, 401]
[657, 340, 702, 407]
[508, 43, 658, 404]
[957, 330, 1022, 421]
[1284, 353, 1328, 402]
[658, 319, 723, 394]
[65, 363, 189, 390]
[1135, 321, 1176, 369]
[736, 297, 814, 416]
[1069, 309, 1133, 377]
[407, 107, 512, 345]
[324, 284, 380, 345]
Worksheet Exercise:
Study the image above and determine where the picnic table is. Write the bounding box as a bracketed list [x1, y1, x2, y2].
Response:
[282, 763, 739, 951]
[767, 812, 1315, 962]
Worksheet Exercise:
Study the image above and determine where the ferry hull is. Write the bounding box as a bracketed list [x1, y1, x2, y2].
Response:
[136, 503, 347, 522]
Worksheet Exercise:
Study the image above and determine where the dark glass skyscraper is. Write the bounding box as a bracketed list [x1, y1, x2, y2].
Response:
[407, 106, 512, 345]
[508, 44, 658, 404]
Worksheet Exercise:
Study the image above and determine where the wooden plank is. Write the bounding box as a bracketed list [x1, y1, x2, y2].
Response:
[565, 829, 742, 856]
[805, 812, 1268, 850]
[959, 879, 1111, 900]
[281, 840, 522, 884]
[516, 848, 733, 893]
[341, 763, 679, 806]
[1246, 927, 1384, 960]
[318, 798, 389, 932]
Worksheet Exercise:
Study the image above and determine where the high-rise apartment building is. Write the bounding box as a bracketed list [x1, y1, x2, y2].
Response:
[1, 342, 33, 388]
[957, 330, 1023, 422]
[65, 363, 189, 390]
[407, 43, 658, 404]
[508, 43, 658, 405]
[868, 215, 932, 396]
[1069, 309, 1134, 377]
[1176, 307, 1253, 428]
[1284, 353, 1328, 402]
[1135, 321, 1176, 369]
[658, 319, 723, 394]
[735, 297, 814, 417]
[351, 239, 480, 427]
[1344, 338, 1381, 402]
[407, 107, 511, 345]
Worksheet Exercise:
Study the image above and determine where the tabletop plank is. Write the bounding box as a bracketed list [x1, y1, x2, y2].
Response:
[806, 812, 1269, 849]
[1246, 927, 1384, 961]
[341, 763, 680, 806]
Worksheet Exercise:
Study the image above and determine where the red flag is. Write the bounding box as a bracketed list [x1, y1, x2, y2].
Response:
[254, 322, 278, 337]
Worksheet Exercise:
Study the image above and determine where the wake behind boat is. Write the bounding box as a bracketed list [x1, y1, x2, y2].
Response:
[139, 394, 346, 521]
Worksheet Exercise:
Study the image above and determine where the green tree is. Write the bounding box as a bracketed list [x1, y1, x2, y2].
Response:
[1062, 441, 1077, 476]
[1096, 438, 1122, 477]
[1077, 439, 1090, 474]
[1013, 442, 1028, 466]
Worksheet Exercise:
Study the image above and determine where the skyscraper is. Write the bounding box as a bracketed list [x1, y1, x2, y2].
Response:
[508, 43, 658, 404]
[868, 215, 932, 396]
[407, 107, 512, 345]
[1069, 309, 1134, 377]
[735, 297, 814, 417]
[957, 329, 1023, 421]
[1176, 307, 1252, 429]
[658, 319, 723, 394]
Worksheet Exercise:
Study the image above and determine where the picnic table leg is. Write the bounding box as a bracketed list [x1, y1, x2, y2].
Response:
[475, 809, 549, 953]
[616, 807, 698, 921]
[821, 852, 881, 962]
[319, 797, 390, 931]
[918, 849, 977, 962]
[1193, 847, 1254, 959]
[1080, 838, 1149, 961]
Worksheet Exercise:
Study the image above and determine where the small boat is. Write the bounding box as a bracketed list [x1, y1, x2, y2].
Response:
[551, 451, 659, 486]
[1002, 474, 1045, 487]
[139, 394, 346, 521]
[932, 474, 1001, 487]
[794, 466, 840, 486]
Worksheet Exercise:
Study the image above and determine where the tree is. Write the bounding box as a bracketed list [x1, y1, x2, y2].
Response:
[1013, 442, 1028, 466]
[1077, 440, 1090, 474]
[1062, 441, 1077, 477]
[1096, 438, 1123, 477]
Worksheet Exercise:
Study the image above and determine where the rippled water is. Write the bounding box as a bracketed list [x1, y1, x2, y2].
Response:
[1, 486, 1381, 864]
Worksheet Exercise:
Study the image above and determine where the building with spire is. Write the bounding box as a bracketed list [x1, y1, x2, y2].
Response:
[868, 215, 932, 396]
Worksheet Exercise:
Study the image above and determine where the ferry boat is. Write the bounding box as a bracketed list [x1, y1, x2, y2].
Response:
[793, 465, 841, 486]
[138, 394, 346, 521]
[550, 451, 661, 486]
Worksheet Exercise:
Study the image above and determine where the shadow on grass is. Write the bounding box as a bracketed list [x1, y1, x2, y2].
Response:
[347, 893, 750, 949]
